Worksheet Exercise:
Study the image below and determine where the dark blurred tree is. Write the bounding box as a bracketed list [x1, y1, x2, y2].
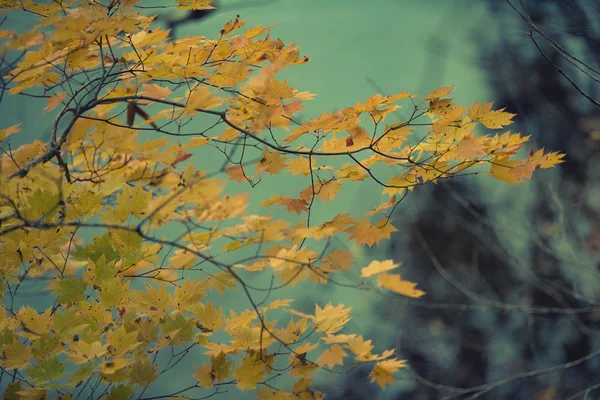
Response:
[328, 1, 600, 398]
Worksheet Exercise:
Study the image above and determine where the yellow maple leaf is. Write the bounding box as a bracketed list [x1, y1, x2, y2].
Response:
[317, 179, 342, 203]
[529, 149, 566, 169]
[44, 92, 67, 112]
[425, 86, 453, 101]
[68, 341, 108, 364]
[382, 175, 417, 196]
[256, 149, 287, 175]
[132, 284, 173, 315]
[370, 358, 407, 389]
[1, 338, 32, 369]
[225, 309, 257, 333]
[261, 195, 308, 214]
[322, 249, 354, 271]
[322, 333, 357, 344]
[139, 83, 172, 103]
[0, 123, 21, 140]
[18, 306, 52, 337]
[347, 336, 374, 360]
[183, 85, 222, 115]
[313, 302, 351, 334]
[348, 219, 398, 247]
[361, 260, 401, 278]
[468, 101, 515, 129]
[100, 357, 131, 374]
[204, 271, 237, 294]
[365, 195, 397, 217]
[285, 157, 314, 176]
[316, 344, 347, 368]
[225, 164, 249, 183]
[194, 363, 215, 388]
[176, 0, 216, 10]
[234, 355, 265, 390]
[489, 156, 523, 184]
[191, 301, 224, 333]
[454, 135, 488, 159]
[174, 279, 207, 311]
[376, 272, 425, 298]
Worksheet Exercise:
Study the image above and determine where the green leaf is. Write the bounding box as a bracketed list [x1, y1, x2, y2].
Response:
[25, 356, 64, 383]
[25, 189, 59, 221]
[72, 233, 119, 263]
[98, 278, 128, 309]
[84, 254, 117, 287]
[129, 355, 158, 387]
[3, 382, 21, 400]
[68, 362, 95, 388]
[49, 277, 87, 304]
[105, 384, 135, 400]
[52, 308, 78, 338]
[31, 333, 62, 358]
[161, 312, 194, 344]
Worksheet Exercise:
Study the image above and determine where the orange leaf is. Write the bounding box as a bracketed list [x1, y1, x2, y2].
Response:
[0, 123, 21, 140]
[172, 150, 192, 166]
[44, 92, 67, 112]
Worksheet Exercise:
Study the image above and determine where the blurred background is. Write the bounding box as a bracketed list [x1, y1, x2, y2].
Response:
[4, 0, 600, 398]
[161, 1, 600, 398]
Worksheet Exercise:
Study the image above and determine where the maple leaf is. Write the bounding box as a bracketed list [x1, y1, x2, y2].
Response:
[67, 341, 108, 364]
[317, 344, 347, 368]
[1, 338, 32, 369]
[174, 279, 207, 311]
[361, 260, 401, 278]
[234, 355, 265, 390]
[0, 123, 21, 140]
[212, 352, 233, 382]
[176, 0, 216, 10]
[348, 219, 398, 247]
[48, 277, 87, 304]
[376, 272, 425, 298]
[225, 165, 249, 183]
[18, 307, 52, 337]
[455, 135, 488, 159]
[26, 356, 64, 384]
[191, 301, 224, 333]
[370, 358, 407, 389]
[106, 326, 141, 358]
[317, 179, 342, 203]
[425, 86, 453, 101]
[126, 101, 159, 130]
[261, 195, 308, 214]
[171, 149, 193, 166]
[205, 271, 237, 294]
[256, 149, 287, 175]
[139, 83, 172, 102]
[285, 157, 314, 176]
[489, 156, 524, 184]
[44, 92, 67, 112]
[468, 101, 515, 129]
[322, 249, 354, 271]
[129, 356, 159, 387]
[365, 195, 397, 217]
[313, 302, 351, 334]
[347, 336, 374, 360]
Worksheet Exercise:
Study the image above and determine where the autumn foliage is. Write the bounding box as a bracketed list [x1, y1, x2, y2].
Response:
[0, 0, 564, 398]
